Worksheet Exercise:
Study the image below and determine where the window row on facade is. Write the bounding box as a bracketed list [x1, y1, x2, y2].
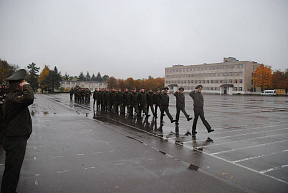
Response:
[166, 64, 244, 73]
[166, 79, 243, 84]
[166, 72, 243, 79]
[176, 86, 243, 91]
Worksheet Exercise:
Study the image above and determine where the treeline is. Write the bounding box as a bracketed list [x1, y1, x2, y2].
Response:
[253, 64, 288, 91]
[107, 77, 165, 91]
[63, 71, 109, 82]
[0, 59, 19, 84]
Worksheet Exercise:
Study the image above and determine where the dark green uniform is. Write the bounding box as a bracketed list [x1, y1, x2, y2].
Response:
[138, 91, 147, 115]
[146, 91, 155, 115]
[130, 92, 140, 116]
[122, 91, 131, 115]
[160, 93, 174, 123]
[110, 91, 117, 112]
[189, 91, 211, 133]
[154, 92, 161, 117]
[2, 84, 34, 193]
[69, 88, 74, 100]
[104, 91, 110, 111]
[174, 92, 190, 123]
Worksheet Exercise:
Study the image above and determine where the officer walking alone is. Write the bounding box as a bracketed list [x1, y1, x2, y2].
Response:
[1, 69, 34, 193]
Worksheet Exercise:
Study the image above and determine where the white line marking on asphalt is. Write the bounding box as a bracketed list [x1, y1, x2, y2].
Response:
[182, 133, 288, 149]
[210, 139, 288, 155]
[260, 165, 288, 174]
[54, 156, 64, 158]
[77, 154, 85, 156]
[179, 143, 288, 185]
[233, 150, 288, 163]
[34, 157, 36, 160]
[57, 170, 69, 174]
[35, 180, 38, 185]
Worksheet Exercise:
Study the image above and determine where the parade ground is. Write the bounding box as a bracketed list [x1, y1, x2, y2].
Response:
[0, 93, 287, 193]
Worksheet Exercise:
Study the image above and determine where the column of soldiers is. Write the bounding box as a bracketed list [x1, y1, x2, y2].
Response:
[92, 87, 176, 124]
[70, 87, 92, 103]
[72, 85, 214, 135]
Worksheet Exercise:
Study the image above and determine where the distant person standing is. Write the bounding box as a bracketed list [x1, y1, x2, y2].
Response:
[174, 87, 192, 125]
[189, 85, 214, 135]
[1, 69, 34, 193]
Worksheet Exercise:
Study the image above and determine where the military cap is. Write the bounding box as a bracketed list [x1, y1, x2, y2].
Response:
[195, 85, 203, 89]
[6, 69, 27, 82]
[179, 87, 184, 91]
[164, 87, 169, 90]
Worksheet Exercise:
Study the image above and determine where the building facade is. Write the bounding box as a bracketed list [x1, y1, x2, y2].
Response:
[60, 80, 108, 91]
[165, 57, 261, 95]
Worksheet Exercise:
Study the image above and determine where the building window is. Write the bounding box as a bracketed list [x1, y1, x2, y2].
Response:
[234, 79, 238, 83]
[188, 80, 190, 83]
[211, 87, 213, 90]
[195, 80, 197, 83]
[235, 64, 238, 69]
[239, 87, 242, 91]
[230, 64, 233, 69]
[207, 87, 209, 90]
[224, 65, 227, 69]
[215, 87, 218, 90]
[239, 72, 243, 76]
[240, 64, 243, 69]
[233, 87, 237, 91]
[224, 72, 228, 76]
[207, 80, 210, 83]
[215, 80, 218, 83]
[220, 80, 223, 83]
[229, 79, 232, 83]
[211, 80, 214, 83]
[239, 79, 243, 83]
[234, 72, 237, 76]
[216, 66, 218, 69]
[224, 80, 227, 83]
[220, 65, 223, 69]
[203, 80, 205, 83]
[229, 72, 232, 76]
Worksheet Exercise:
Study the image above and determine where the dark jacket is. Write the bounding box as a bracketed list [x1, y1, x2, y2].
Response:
[116, 92, 123, 104]
[104, 91, 110, 102]
[174, 92, 185, 108]
[146, 92, 154, 105]
[110, 91, 117, 103]
[93, 91, 98, 100]
[130, 92, 138, 106]
[3, 84, 34, 139]
[138, 92, 147, 105]
[123, 91, 131, 105]
[160, 93, 169, 107]
[154, 93, 161, 105]
[189, 91, 204, 111]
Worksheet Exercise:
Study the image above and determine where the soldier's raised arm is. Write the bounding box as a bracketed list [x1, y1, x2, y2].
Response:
[189, 90, 195, 99]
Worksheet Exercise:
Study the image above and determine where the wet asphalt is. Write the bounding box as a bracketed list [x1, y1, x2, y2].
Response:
[0, 93, 287, 193]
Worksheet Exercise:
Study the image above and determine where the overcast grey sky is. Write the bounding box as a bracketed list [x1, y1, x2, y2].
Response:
[0, 0, 287, 79]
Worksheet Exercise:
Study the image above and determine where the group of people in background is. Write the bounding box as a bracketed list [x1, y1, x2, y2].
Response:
[70, 85, 214, 136]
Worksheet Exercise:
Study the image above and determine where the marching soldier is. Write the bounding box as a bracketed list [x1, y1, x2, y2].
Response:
[104, 89, 110, 111]
[93, 88, 98, 110]
[69, 88, 74, 100]
[146, 89, 155, 117]
[189, 85, 214, 135]
[174, 87, 192, 125]
[85, 88, 91, 103]
[160, 87, 176, 125]
[115, 89, 123, 114]
[153, 88, 161, 118]
[110, 88, 117, 112]
[138, 88, 148, 117]
[130, 88, 140, 117]
[122, 88, 131, 115]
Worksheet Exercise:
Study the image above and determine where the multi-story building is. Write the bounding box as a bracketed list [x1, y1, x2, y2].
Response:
[165, 57, 261, 95]
[60, 80, 108, 91]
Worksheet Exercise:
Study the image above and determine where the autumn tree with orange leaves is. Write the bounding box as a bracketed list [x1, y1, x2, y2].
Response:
[38, 65, 50, 92]
[252, 64, 272, 91]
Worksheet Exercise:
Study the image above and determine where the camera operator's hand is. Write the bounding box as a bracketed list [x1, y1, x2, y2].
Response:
[20, 81, 29, 87]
